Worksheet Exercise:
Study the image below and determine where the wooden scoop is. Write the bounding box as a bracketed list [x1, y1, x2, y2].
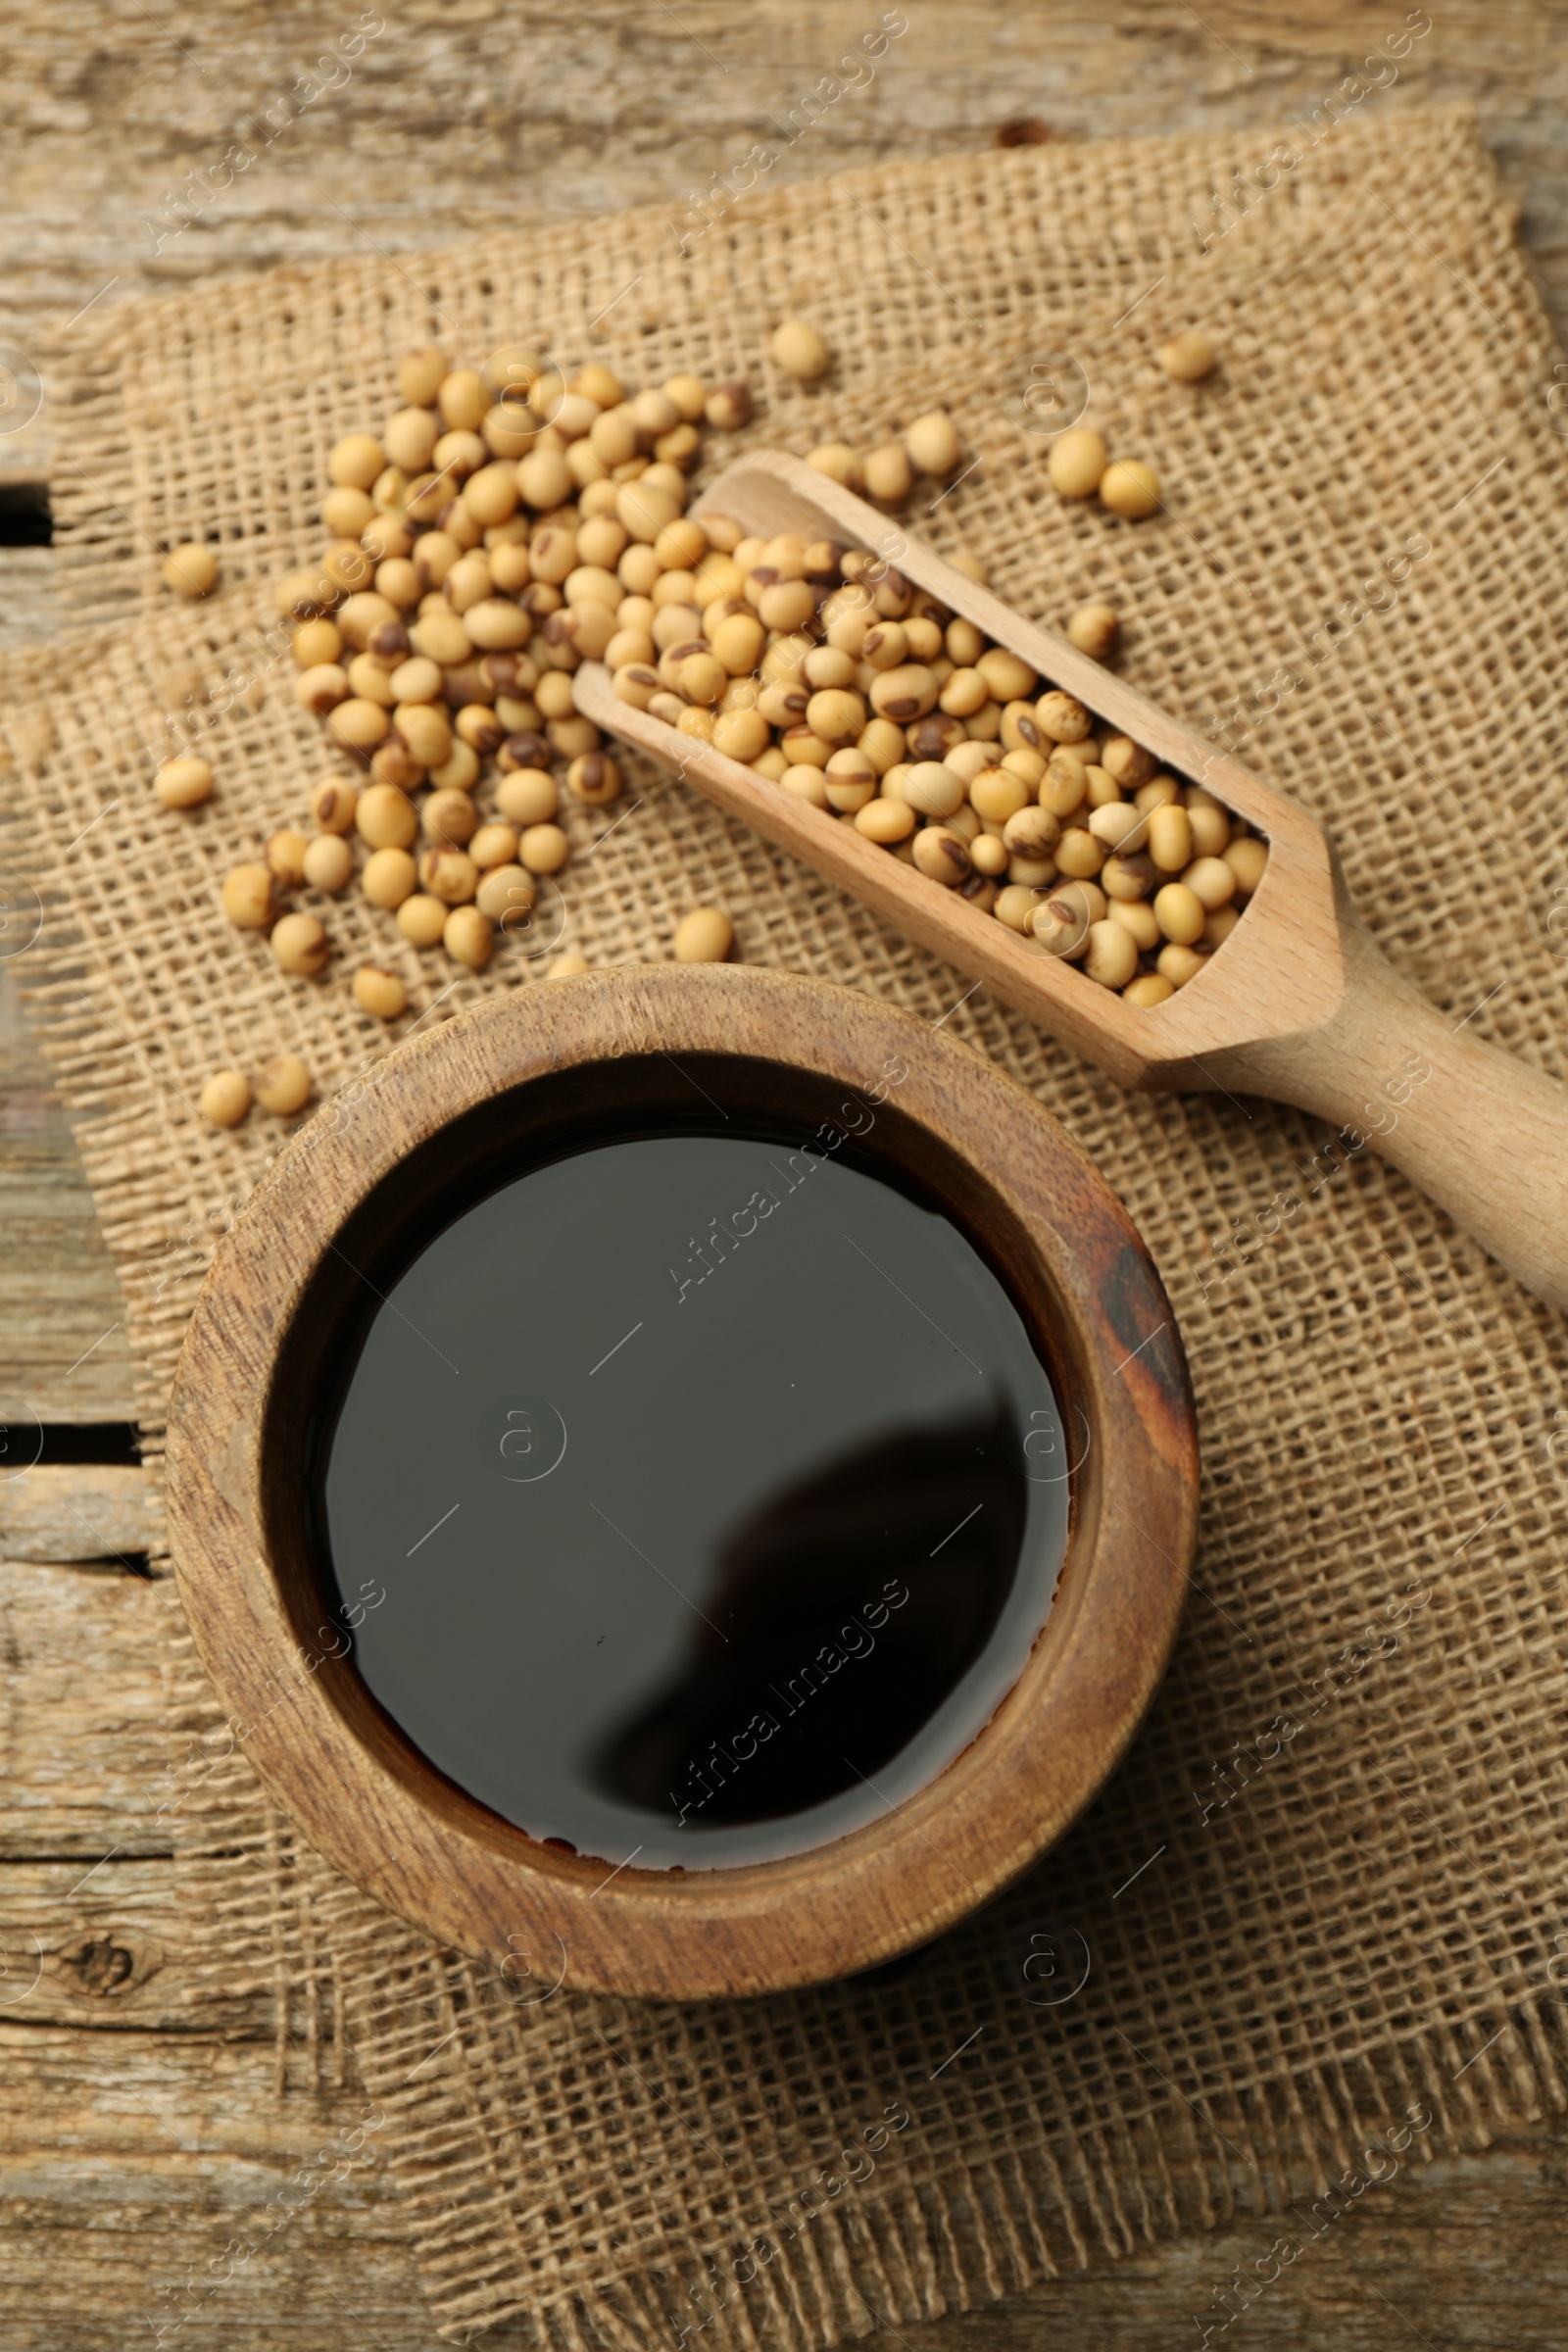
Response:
[574, 451, 1568, 1312]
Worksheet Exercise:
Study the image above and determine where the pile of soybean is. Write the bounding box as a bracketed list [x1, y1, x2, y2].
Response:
[199, 348, 773, 1016]
[174, 323, 1255, 1095]
[612, 523, 1266, 1005]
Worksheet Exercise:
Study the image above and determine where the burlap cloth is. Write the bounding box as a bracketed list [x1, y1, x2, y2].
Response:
[5, 104, 1568, 2346]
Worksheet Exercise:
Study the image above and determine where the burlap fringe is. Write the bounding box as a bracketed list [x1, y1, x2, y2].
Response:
[164, 1608, 1567, 2343]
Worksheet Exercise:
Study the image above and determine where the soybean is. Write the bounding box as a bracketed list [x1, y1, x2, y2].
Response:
[905, 411, 960, 475]
[519, 821, 569, 875]
[354, 964, 408, 1019]
[397, 893, 449, 947]
[1158, 330, 1217, 382]
[862, 443, 913, 505]
[769, 319, 831, 380]
[1099, 460, 1161, 519]
[163, 542, 220, 598]
[444, 906, 494, 967]
[155, 755, 214, 810]
[267, 828, 310, 889]
[201, 1070, 251, 1126]
[303, 833, 355, 892]
[672, 906, 733, 963]
[357, 784, 417, 851]
[705, 381, 754, 430]
[254, 1054, 313, 1114]
[1066, 603, 1119, 661]
[222, 864, 275, 929]
[1083, 919, 1138, 990]
[475, 863, 537, 923]
[363, 847, 417, 908]
[270, 912, 329, 976]
[911, 827, 970, 886]
[1048, 429, 1107, 498]
[1153, 882, 1205, 945]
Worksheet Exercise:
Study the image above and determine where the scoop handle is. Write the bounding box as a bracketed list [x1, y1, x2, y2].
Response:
[1234, 916, 1568, 1312]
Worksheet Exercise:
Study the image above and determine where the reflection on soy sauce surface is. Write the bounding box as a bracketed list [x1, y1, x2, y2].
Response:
[317, 1120, 1071, 1870]
[599, 1403, 1025, 1825]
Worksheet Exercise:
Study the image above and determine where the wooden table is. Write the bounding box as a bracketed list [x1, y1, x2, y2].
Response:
[4, 6, 1565, 2343]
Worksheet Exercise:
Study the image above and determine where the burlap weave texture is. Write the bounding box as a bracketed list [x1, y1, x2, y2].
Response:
[6, 105, 1568, 2348]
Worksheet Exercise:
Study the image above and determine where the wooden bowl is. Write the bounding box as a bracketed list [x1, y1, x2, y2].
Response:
[166, 967, 1198, 2000]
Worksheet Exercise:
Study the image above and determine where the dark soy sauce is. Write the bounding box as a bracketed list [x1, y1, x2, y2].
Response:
[314, 1125, 1071, 1870]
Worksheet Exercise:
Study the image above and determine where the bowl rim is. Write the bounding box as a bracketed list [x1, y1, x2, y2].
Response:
[166, 964, 1199, 2000]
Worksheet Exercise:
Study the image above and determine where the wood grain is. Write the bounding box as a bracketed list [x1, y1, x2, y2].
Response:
[0, 1465, 159, 1563]
[0, 2026, 427, 2352]
[4, 1, 1566, 2336]
[0, 1858, 251, 2033]
[0, 1559, 181, 1857]
[166, 964, 1199, 1999]
[581, 451, 1568, 1311]
[0, 3, 1564, 351]
[0, 972, 136, 1426]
